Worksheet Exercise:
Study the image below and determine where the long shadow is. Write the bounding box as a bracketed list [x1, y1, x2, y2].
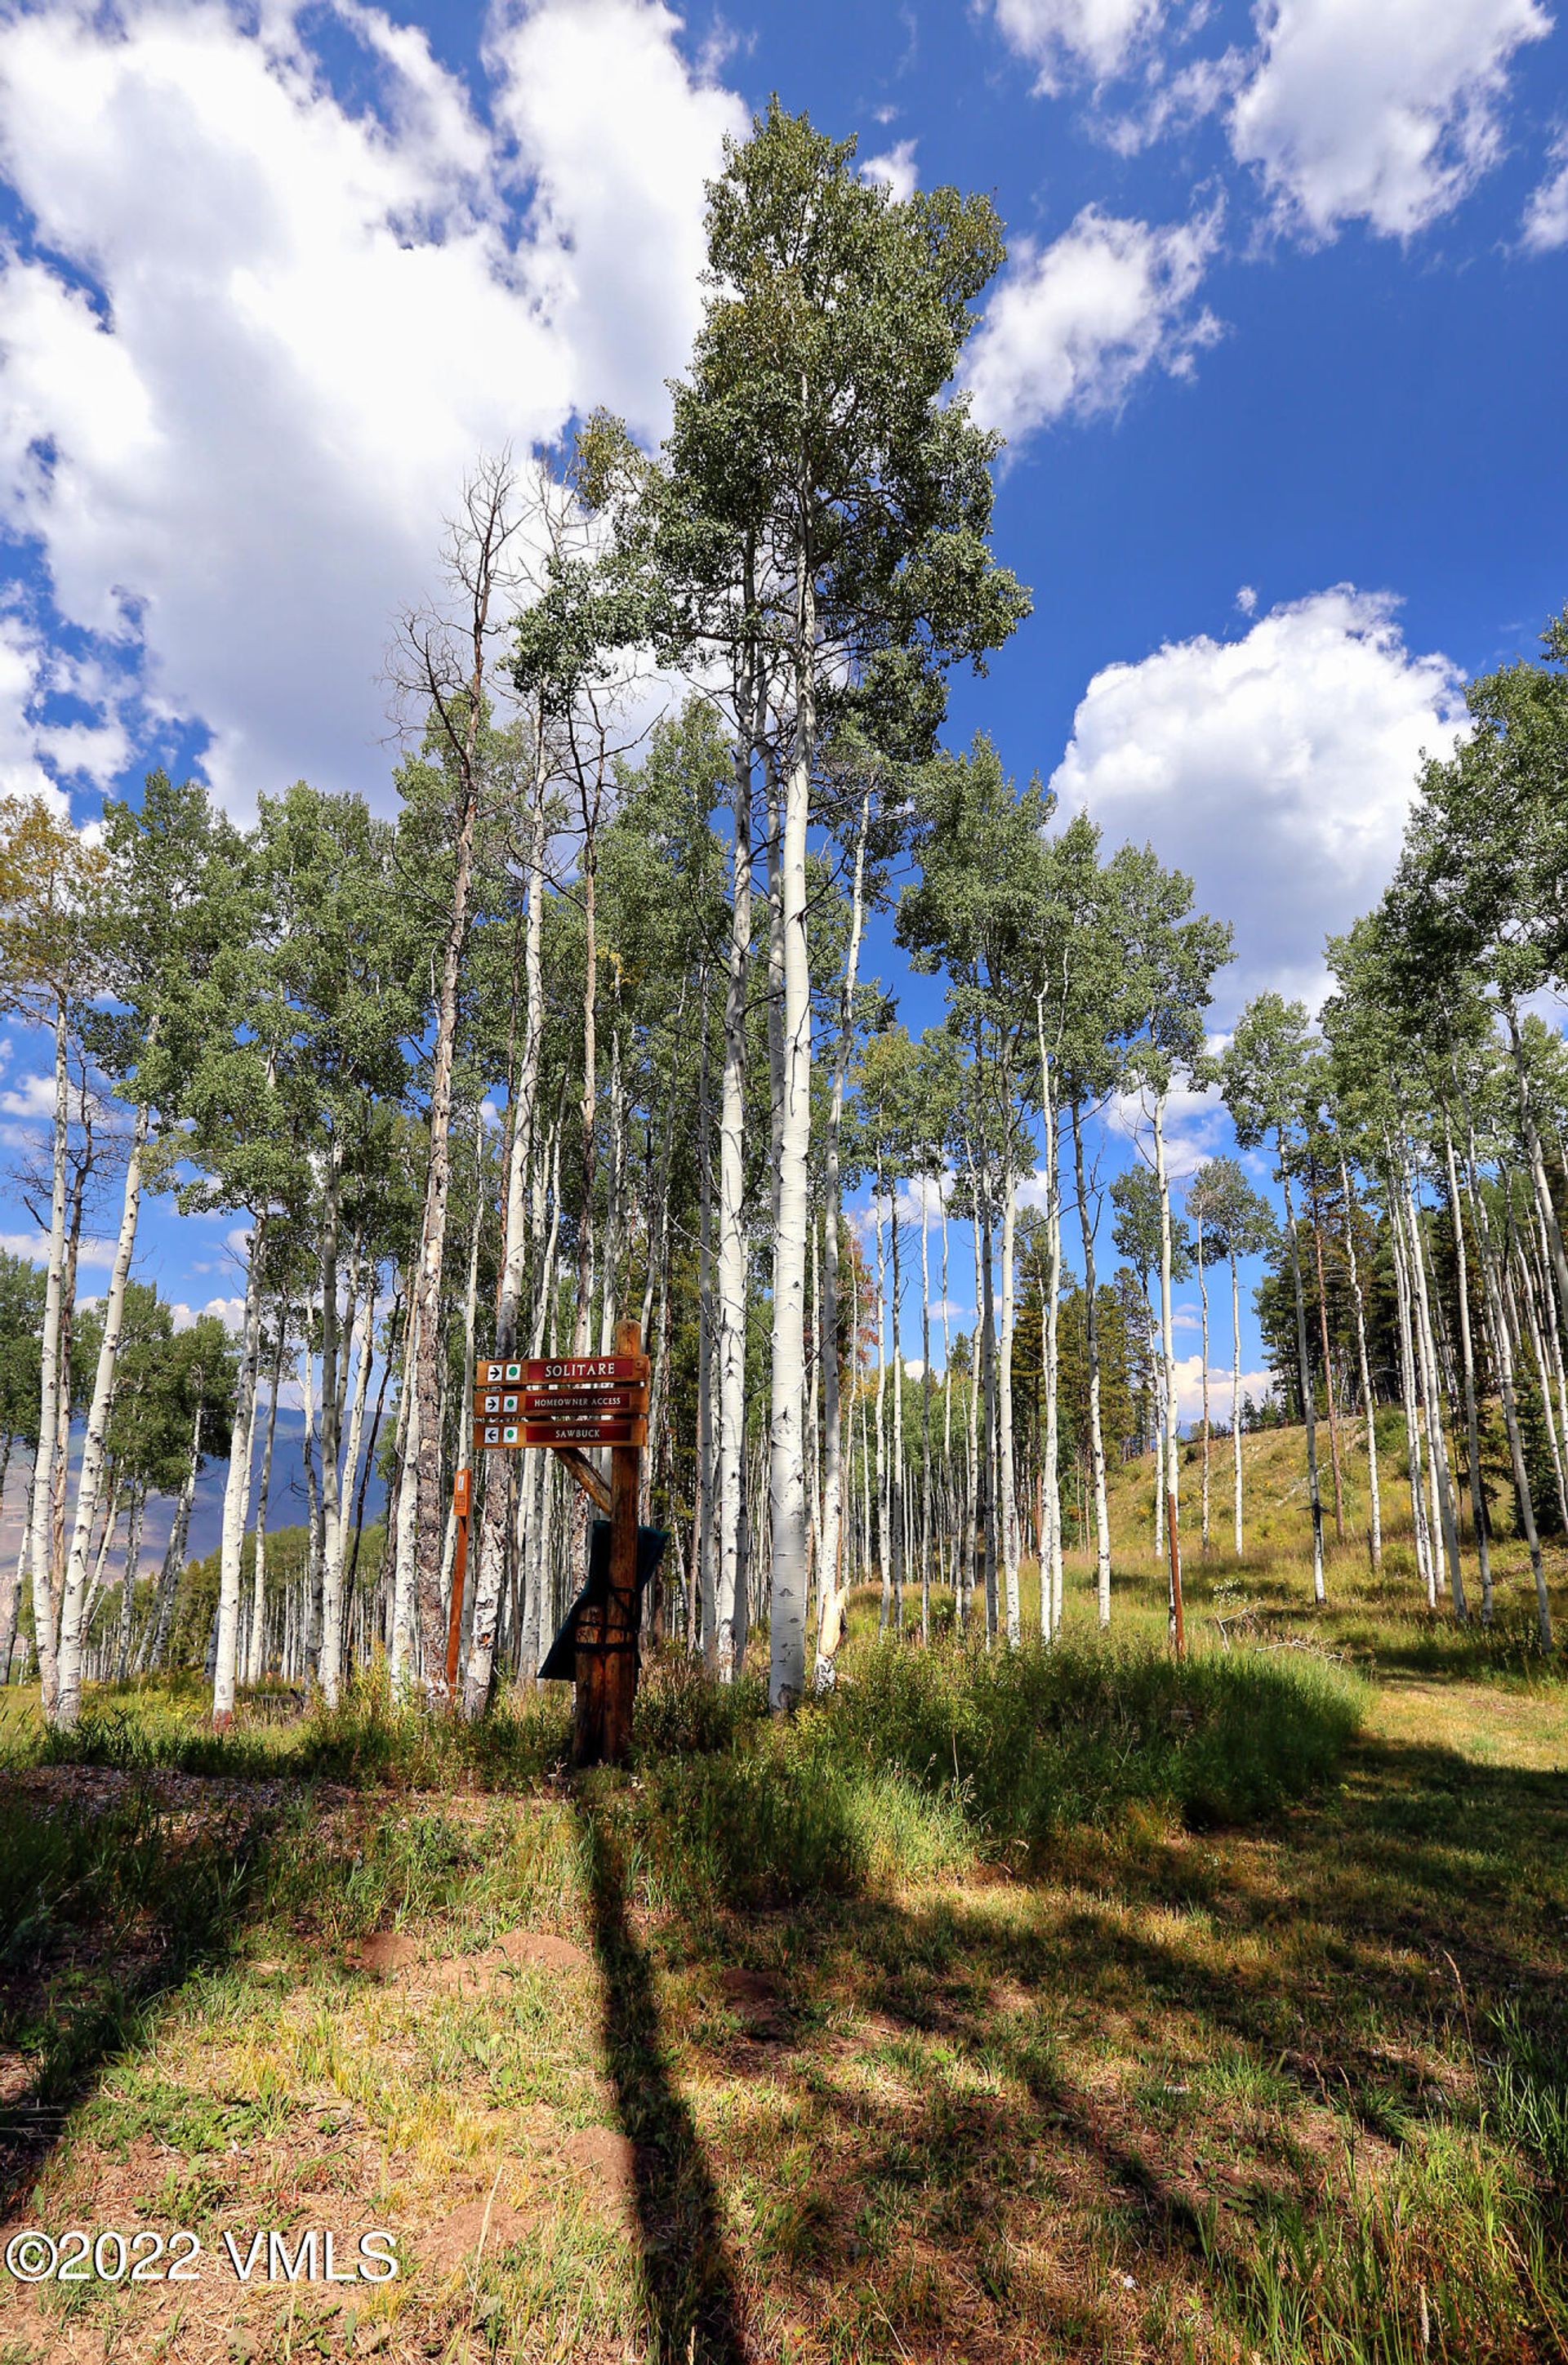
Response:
[574, 1791, 754, 2365]
[0, 1784, 282, 2219]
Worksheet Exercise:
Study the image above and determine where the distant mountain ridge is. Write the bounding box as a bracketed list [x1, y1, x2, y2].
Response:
[0, 1409, 388, 1579]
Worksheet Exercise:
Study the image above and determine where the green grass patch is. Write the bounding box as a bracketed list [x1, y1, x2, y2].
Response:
[829, 1632, 1365, 1863]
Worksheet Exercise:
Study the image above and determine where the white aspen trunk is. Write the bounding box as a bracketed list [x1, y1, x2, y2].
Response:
[1515, 1222, 1568, 1529]
[1405, 1162, 1465, 1616]
[334, 1277, 377, 1681]
[410, 487, 506, 1699]
[874, 1188, 889, 1630]
[114, 1482, 145, 1683]
[717, 711, 753, 1681]
[1307, 1158, 1346, 1548]
[1278, 1147, 1325, 1605]
[390, 1296, 421, 1688]
[1339, 1158, 1382, 1573]
[1417, 1228, 1446, 1597]
[941, 1201, 953, 1463]
[808, 1211, 822, 1621]
[1153, 1093, 1182, 1645]
[468, 777, 547, 1712]
[889, 1203, 905, 1632]
[437, 1140, 483, 1658]
[641, 1018, 683, 1531]
[1468, 1124, 1552, 1649]
[766, 722, 808, 1710]
[572, 821, 600, 1367]
[936, 1201, 957, 1621]
[1230, 1251, 1245, 1556]
[1196, 1211, 1211, 1551]
[965, 1203, 981, 1629]
[28, 997, 70, 1716]
[977, 1158, 999, 1643]
[519, 1123, 564, 1681]
[56, 1094, 150, 1726]
[212, 1232, 265, 1726]
[300, 1318, 324, 1687]
[597, 1021, 624, 1355]
[764, 755, 786, 1241]
[1044, 1102, 1063, 1637]
[1071, 1102, 1112, 1625]
[1148, 1288, 1165, 1557]
[707, 1229, 725, 1654]
[49, 1243, 74, 1642]
[999, 1160, 1020, 1647]
[244, 1320, 286, 1685]
[1507, 1007, 1568, 1343]
[854, 1243, 871, 1588]
[1530, 1200, 1568, 1493]
[817, 791, 868, 1677]
[1441, 1111, 1490, 1619]
[918, 1194, 932, 1645]
[82, 1479, 122, 1654]
[1388, 1158, 1435, 1605]
[697, 969, 717, 1662]
[1508, 1230, 1562, 1483]
[316, 1142, 348, 1706]
[139, 1405, 200, 1672]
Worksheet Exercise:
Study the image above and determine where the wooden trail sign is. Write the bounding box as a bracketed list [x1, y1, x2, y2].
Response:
[472, 1416, 647, 1450]
[473, 1361, 648, 1454]
[477, 1355, 647, 1387]
[468, 1317, 651, 1766]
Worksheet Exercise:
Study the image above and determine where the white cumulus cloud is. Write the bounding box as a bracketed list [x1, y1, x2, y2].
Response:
[0, 0, 744, 813]
[0, 612, 62, 807]
[1049, 587, 1468, 1014]
[1173, 1354, 1275, 1423]
[486, 0, 746, 438]
[963, 203, 1223, 451]
[862, 138, 919, 201]
[1110, 1074, 1231, 1174]
[0, 1229, 120, 1269]
[987, 0, 1166, 90]
[1522, 130, 1568, 248]
[1230, 0, 1552, 242]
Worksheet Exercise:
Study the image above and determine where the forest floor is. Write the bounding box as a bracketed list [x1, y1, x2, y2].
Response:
[1, 1468, 1566, 2362]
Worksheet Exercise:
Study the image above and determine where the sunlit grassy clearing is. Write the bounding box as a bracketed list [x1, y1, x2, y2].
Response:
[2, 1468, 1566, 2363]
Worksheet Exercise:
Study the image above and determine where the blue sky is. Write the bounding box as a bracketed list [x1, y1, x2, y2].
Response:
[1, 0, 1566, 1466]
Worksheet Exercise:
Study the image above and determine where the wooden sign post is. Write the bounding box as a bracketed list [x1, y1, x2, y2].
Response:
[470, 1316, 649, 1768]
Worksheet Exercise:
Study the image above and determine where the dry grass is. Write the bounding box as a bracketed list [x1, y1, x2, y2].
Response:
[1, 1430, 1565, 2363]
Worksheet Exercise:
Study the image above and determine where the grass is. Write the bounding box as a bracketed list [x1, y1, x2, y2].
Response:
[1, 1429, 1566, 2363]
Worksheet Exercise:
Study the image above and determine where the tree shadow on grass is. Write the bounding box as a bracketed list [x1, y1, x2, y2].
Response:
[651, 1721, 1568, 2356]
[0, 1787, 280, 2220]
[574, 1790, 754, 2364]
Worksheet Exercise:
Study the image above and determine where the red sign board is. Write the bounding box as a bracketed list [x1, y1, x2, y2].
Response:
[472, 1348, 650, 1456]
[523, 1389, 644, 1416]
[473, 1418, 645, 1451]
[524, 1419, 646, 1447]
[473, 1387, 646, 1420]
[477, 1355, 648, 1387]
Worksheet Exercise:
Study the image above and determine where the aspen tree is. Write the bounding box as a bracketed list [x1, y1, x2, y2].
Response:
[394, 459, 525, 1700]
[1223, 996, 1330, 1605]
[664, 105, 1026, 1703]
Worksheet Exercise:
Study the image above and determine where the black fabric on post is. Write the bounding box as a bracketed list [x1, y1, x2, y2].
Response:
[538, 1522, 669, 1681]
